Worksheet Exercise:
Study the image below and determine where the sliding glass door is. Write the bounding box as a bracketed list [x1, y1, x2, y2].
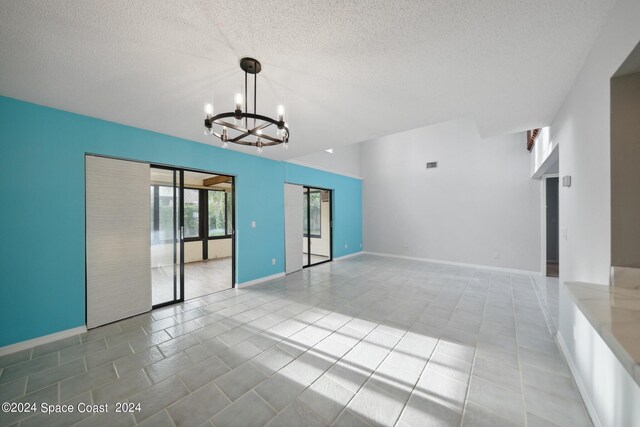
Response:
[182, 170, 235, 300]
[303, 186, 332, 267]
[150, 167, 183, 307]
[151, 166, 236, 307]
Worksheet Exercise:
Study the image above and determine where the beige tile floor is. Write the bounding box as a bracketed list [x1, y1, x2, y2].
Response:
[0, 254, 591, 427]
[152, 258, 232, 305]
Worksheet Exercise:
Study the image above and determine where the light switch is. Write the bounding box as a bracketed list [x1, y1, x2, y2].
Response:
[251, 221, 256, 229]
[561, 226, 567, 240]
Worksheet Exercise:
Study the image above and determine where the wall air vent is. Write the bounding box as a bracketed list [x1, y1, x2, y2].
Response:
[426, 162, 438, 169]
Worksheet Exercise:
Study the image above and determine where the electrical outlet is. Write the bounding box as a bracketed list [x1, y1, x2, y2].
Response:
[403, 241, 408, 248]
[272, 258, 276, 265]
[344, 244, 348, 249]
[360, 243, 362, 248]
[251, 221, 256, 229]
[494, 252, 500, 259]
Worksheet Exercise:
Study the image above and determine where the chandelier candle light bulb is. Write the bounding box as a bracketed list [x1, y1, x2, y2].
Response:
[221, 126, 228, 146]
[203, 58, 290, 151]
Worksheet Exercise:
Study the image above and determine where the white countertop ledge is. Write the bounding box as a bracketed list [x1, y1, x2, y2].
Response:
[565, 281, 640, 387]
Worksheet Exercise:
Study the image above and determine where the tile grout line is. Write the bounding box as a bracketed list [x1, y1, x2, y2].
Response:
[516, 274, 532, 427]
[392, 338, 444, 427]
[153, 295, 349, 423]
[324, 323, 411, 426]
[193, 311, 345, 422]
[456, 277, 483, 427]
[332, 281, 462, 427]
[526, 276, 593, 426]
[210, 291, 399, 425]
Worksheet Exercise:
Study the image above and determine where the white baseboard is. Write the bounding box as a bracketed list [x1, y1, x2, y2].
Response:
[362, 251, 543, 276]
[236, 272, 286, 288]
[0, 326, 87, 357]
[556, 333, 602, 427]
[334, 251, 364, 261]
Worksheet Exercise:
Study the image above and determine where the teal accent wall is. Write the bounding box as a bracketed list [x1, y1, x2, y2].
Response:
[0, 96, 363, 347]
[284, 163, 363, 258]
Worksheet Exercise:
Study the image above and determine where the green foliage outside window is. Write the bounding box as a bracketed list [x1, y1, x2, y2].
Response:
[208, 191, 226, 236]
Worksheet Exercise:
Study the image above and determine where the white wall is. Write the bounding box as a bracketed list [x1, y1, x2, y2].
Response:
[551, 0, 640, 424]
[185, 241, 203, 263]
[289, 143, 361, 178]
[360, 118, 541, 273]
[208, 238, 232, 259]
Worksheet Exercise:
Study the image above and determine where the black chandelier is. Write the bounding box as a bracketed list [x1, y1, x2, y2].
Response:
[204, 58, 289, 153]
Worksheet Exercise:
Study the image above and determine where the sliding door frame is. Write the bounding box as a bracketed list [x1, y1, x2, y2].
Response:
[149, 164, 184, 309]
[303, 185, 333, 268]
[151, 164, 237, 309]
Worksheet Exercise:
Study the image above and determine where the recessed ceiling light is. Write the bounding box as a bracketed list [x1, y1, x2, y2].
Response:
[325, 148, 333, 154]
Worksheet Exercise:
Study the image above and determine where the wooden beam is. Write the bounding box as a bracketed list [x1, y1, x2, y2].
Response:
[203, 175, 232, 186]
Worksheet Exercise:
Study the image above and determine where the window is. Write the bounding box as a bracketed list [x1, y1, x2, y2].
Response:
[304, 191, 321, 238]
[151, 185, 232, 242]
[527, 128, 540, 152]
[150, 185, 178, 243]
[208, 190, 233, 237]
[208, 191, 225, 236]
[183, 188, 200, 238]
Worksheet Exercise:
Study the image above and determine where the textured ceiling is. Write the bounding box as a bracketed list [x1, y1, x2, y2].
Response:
[0, 0, 616, 160]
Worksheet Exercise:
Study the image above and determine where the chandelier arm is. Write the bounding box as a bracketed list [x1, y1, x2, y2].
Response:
[230, 140, 259, 147]
[228, 120, 271, 142]
[229, 131, 252, 143]
[249, 121, 272, 133]
[228, 123, 270, 142]
[254, 132, 281, 143]
[215, 120, 247, 133]
[260, 140, 285, 147]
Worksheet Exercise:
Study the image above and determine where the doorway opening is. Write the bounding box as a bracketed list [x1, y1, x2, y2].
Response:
[303, 187, 332, 267]
[150, 166, 235, 308]
[545, 177, 559, 277]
